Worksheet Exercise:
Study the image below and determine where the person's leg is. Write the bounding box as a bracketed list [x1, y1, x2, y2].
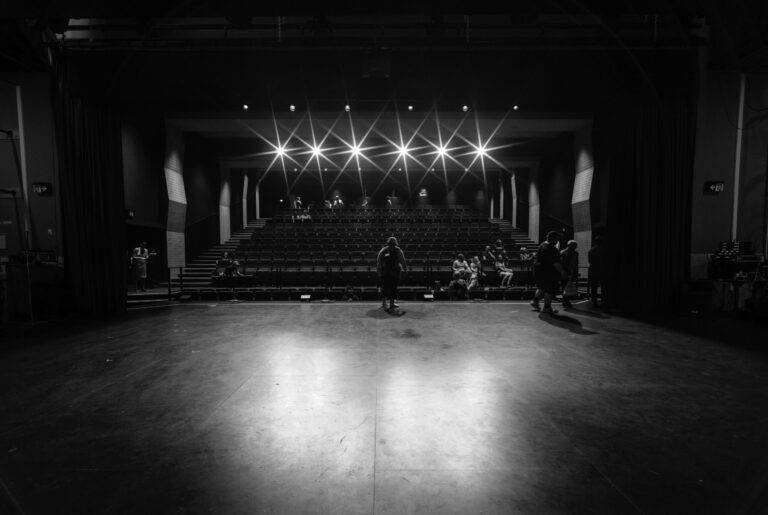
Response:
[530, 287, 542, 310]
[390, 277, 399, 310]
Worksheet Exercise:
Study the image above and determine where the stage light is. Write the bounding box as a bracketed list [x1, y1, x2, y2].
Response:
[462, 105, 469, 112]
[311, 145, 323, 157]
[397, 145, 409, 157]
[275, 145, 286, 157]
[350, 144, 362, 156]
[243, 104, 249, 111]
[408, 105, 414, 111]
[513, 104, 519, 111]
[294, 168, 298, 172]
[437, 146, 448, 157]
[324, 168, 328, 171]
[290, 104, 296, 112]
[475, 145, 487, 157]
[345, 105, 351, 112]
[398, 167, 402, 172]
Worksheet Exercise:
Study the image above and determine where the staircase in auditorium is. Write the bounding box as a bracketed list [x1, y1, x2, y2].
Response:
[177, 207, 539, 300]
[174, 219, 267, 288]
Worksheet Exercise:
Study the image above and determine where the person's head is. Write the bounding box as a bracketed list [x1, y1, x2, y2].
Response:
[457, 253, 465, 261]
[473, 256, 480, 264]
[546, 231, 562, 243]
[567, 240, 577, 249]
[387, 236, 398, 247]
[484, 245, 491, 252]
[495, 239, 502, 245]
[223, 251, 229, 258]
[139, 241, 147, 248]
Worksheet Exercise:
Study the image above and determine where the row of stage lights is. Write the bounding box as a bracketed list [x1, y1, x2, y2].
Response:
[242, 104, 520, 112]
[271, 141, 488, 160]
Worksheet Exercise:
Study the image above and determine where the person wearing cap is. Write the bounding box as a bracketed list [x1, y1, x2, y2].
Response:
[377, 236, 408, 311]
[560, 240, 579, 308]
[530, 231, 568, 314]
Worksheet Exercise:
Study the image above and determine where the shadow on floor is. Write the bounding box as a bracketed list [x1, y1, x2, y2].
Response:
[538, 313, 599, 335]
[563, 305, 612, 319]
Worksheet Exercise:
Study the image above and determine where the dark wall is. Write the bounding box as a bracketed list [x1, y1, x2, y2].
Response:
[184, 133, 220, 260]
[0, 73, 60, 256]
[230, 168, 244, 232]
[690, 71, 740, 259]
[121, 109, 166, 270]
[740, 72, 768, 256]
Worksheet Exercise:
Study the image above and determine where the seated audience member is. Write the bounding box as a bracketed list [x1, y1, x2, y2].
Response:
[341, 286, 360, 302]
[467, 256, 484, 290]
[482, 245, 496, 266]
[494, 239, 505, 255]
[495, 255, 514, 287]
[519, 247, 533, 262]
[219, 251, 241, 277]
[452, 253, 472, 280]
[448, 271, 469, 300]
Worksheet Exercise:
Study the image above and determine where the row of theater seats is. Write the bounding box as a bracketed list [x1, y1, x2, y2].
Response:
[212, 206, 527, 288]
[273, 207, 487, 224]
[229, 256, 531, 272]
[185, 285, 536, 302]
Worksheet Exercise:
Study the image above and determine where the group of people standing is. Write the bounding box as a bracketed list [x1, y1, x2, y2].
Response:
[530, 231, 603, 314]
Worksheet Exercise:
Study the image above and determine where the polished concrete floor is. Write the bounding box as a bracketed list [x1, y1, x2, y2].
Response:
[1, 302, 767, 514]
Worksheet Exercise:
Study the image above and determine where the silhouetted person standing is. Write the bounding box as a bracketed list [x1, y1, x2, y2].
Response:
[530, 231, 568, 314]
[132, 242, 150, 292]
[588, 236, 604, 308]
[377, 236, 407, 312]
[560, 240, 579, 308]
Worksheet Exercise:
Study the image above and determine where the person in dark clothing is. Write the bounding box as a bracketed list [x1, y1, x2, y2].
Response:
[560, 240, 579, 308]
[530, 231, 568, 314]
[588, 236, 604, 307]
[448, 272, 469, 300]
[377, 236, 408, 312]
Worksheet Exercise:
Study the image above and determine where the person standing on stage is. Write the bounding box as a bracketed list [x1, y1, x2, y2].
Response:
[530, 231, 568, 314]
[377, 236, 408, 312]
[131, 241, 150, 292]
[559, 240, 579, 308]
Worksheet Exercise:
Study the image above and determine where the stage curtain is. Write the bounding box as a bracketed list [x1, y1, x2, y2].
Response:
[53, 55, 127, 316]
[597, 76, 697, 314]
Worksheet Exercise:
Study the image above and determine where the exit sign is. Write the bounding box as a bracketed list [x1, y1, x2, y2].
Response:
[704, 181, 725, 194]
[32, 182, 53, 196]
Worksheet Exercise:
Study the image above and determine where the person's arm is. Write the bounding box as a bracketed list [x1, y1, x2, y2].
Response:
[398, 248, 408, 273]
[376, 248, 384, 276]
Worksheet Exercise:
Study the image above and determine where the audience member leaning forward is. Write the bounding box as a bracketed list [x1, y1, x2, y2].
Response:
[530, 231, 568, 315]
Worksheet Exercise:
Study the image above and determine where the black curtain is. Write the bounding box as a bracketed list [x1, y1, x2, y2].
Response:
[595, 56, 698, 314]
[53, 54, 127, 316]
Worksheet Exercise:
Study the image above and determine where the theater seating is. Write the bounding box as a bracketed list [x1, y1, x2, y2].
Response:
[210, 206, 536, 290]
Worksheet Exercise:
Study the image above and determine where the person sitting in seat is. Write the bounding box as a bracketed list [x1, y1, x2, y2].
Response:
[452, 253, 472, 280]
[467, 256, 484, 290]
[482, 245, 496, 267]
[494, 239, 505, 255]
[219, 251, 241, 277]
[448, 271, 469, 300]
[495, 254, 514, 288]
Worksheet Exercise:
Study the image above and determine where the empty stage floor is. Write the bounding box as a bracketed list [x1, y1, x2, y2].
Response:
[1, 302, 767, 514]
